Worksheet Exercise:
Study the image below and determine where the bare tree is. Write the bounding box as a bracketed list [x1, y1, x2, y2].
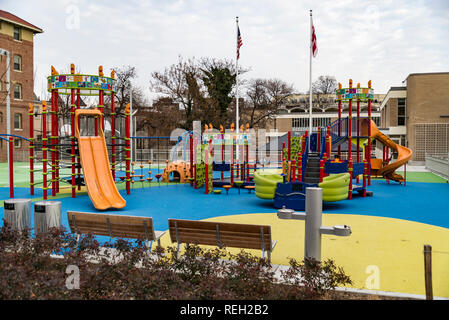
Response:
[312, 75, 338, 94]
[108, 65, 147, 115]
[150, 56, 249, 129]
[150, 56, 202, 129]
[244, 78, 294, 129]
[311, 75, 338, 112]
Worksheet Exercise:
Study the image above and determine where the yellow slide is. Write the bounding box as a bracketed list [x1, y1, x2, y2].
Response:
[362, 119, 413, 183]
[75, 109, 126, 210]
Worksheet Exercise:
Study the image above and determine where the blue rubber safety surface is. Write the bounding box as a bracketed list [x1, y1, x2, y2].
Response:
[1, 180, 448, 240]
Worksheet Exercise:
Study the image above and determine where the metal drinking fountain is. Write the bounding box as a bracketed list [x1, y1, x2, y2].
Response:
[277, 187, 351, 262]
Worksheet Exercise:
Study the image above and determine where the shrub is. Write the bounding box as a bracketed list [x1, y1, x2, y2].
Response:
[0, 220, 351, 300]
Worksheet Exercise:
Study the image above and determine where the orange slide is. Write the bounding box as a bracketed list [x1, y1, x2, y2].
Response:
[362, 119, 413, 183]
[75, 109, 126, 210]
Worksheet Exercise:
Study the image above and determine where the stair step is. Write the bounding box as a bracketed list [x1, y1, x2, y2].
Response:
[304, 178, 320, 184]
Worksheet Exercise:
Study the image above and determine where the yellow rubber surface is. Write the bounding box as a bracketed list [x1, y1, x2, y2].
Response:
[158, 212, 449, 298]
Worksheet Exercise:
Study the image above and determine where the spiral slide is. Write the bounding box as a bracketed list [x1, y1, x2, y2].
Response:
[75, 109, 126, 210]
[363, 120, 413, 183]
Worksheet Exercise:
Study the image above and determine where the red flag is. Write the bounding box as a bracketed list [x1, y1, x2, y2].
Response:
[311, 19, 317, 57]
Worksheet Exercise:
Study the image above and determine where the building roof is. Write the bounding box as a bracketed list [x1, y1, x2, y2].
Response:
[406, 72, 449, 80]
[0, 10, 43, 34]
[379, 86, 407, 111]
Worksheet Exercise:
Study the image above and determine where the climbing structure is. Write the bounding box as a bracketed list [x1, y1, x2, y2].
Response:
[162, 161, 192, 183]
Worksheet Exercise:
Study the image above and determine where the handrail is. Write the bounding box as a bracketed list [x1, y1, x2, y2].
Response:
[0, 133, 31, 142]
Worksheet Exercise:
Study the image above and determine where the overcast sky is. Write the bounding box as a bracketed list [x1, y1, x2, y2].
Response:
[3, 0, 449, 102]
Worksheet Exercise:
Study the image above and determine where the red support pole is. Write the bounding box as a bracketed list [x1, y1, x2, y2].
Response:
[298, 153, 302, 182]
[42, 101, 48, 200]
[125, 104, 131, 194]
[356, 94, 360, 184]
[288, 130, 291, 161]
[367, 94, 372, 186]
[338, 99, 342, 158]
[99, 91, 104, 131]
[363, 160, 367, 197]
[386, 146, 390, 184]
[323, 152, 328, 177]
[404, 163, 407, 186]
[301, 135, 305, 155]
[221, 132, 224, 180]
[56, 92, 60, 194]
[76, 89, 81, 190]
[194, 138, 198, 189]
[282, 141, 285, 163]
[28, 104, 34, 196]
[190, 134, 194, 186]
[246, 143, 249, 182]
[348, 102, 352, 162]
[9, 137, 14, 198]
[347, 80, 353, 163]
[319, 159, 324, 183]
[231, 138, 235, 185]
[70, 85, 76, 198]
[292, 159, 296, 182]
[205, 149, 209, 194]
[70, 64, 76, 198]
[348, 158, 353, 200]
[111, 73, 116, 182]
[51, 89, 56, 197]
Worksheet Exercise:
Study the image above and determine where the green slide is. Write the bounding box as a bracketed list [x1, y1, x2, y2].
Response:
[254, 171, 349, 202]
[254, 171, 283, 199]
[319, 173, 350, 202]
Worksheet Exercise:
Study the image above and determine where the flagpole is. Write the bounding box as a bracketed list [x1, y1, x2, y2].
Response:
[236, 16, 240, 161]
[309, 9, 313, 152]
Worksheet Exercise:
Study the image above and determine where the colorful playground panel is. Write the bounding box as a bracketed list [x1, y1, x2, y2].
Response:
[336, 87, 374, 101]
[47, 74, 118, 95]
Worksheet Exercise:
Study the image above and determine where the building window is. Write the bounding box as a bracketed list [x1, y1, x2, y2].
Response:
[312, 118, 331, 128]
[13, 26, 21, 40]
[14, 139, 22, 148]
[0, 111, 3, 123]
[398, 98, 406, 126]
[14, 83, 22, 99]
[14, 113, 22, 130]
[13, 55, 22, 71]
[292, 118, 309, 128]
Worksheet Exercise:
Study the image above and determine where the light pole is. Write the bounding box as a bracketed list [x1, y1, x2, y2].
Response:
[1, 48, 11, 188]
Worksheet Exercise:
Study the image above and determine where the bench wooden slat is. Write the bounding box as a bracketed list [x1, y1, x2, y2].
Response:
[67, 211, 161, 242]
[168, 229, 271, 249]
[168, 219, 275, 258]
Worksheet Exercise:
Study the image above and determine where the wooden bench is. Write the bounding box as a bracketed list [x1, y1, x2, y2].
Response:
[168, 219, 277, 262]
[67, 211, 166, 250]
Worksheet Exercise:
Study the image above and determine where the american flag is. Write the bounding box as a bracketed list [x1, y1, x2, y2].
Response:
[237, 26, 243, 60]
[311, 18, 317, 57]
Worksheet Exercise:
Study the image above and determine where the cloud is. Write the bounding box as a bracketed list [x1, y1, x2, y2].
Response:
[2, 0, 448, 102]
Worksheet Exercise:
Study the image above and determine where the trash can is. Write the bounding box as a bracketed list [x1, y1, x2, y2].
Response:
[3, 199, 32, 232]
[34, 201, 62, 235]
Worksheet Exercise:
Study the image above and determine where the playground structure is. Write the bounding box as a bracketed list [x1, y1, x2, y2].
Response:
[3, 73, 412, 213]
[162, 161, 191, 183]
[0, 64, 138, 209]
[252, 79, 413, 210]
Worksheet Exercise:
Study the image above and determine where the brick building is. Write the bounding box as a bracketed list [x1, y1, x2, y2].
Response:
[0, 10, 43, 161]
[379, 72, 449, 161]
